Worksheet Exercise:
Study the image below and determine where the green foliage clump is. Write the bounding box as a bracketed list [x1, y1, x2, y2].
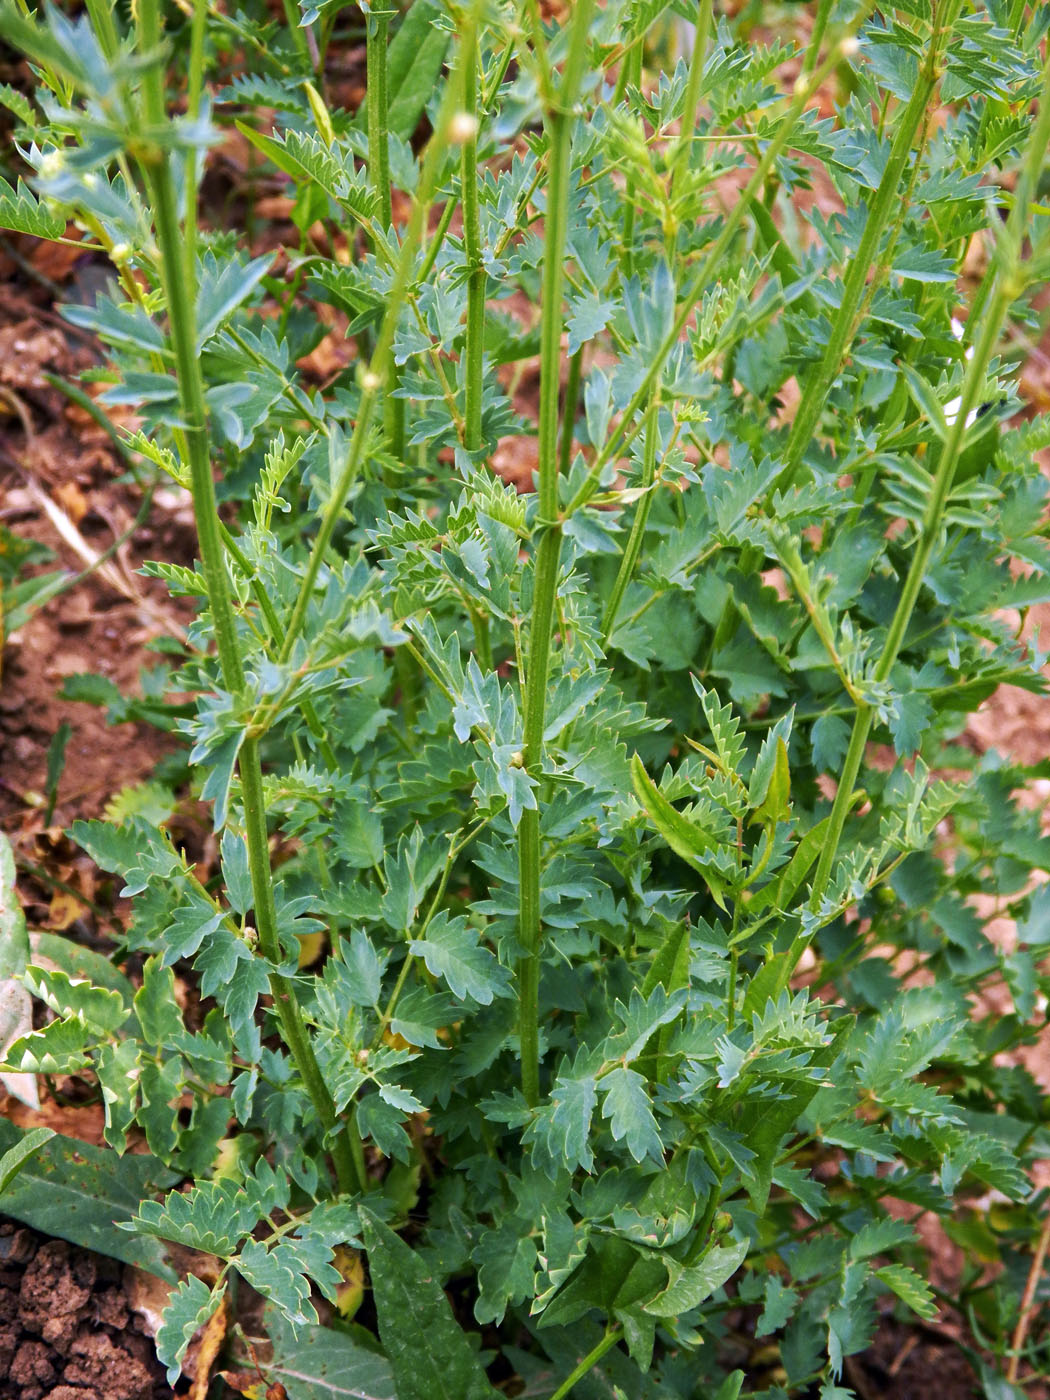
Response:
[2, 0, 1050, 1396]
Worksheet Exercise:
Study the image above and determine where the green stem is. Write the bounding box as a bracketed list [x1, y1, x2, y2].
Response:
[516, 0, 595, 1108]
[775, 0, 960, 492]
[621, 41, 642, 277]
[546, 1327, 623, 1400]
[217, 524, 339, 769]
[801, 0, 835, 74]
[808, 47, 1050, 911]
[366, 7, 405, 461]
[559, 346, 583, 478]
[462, 24, 485, 454]
[565, 10, 871, 519]
[135, 0, 358, 1197]
[670, 0, 712, 202]
[601, 389, 660, 640]
[279, 43, 474, 665]
[366, 12, 392, 228]
[85, 0, 119, 57]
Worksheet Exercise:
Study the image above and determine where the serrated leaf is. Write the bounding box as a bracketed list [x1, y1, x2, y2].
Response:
[600, 1066, 663, 1163]
[756, 1274, 800, 1336]
[196, 251, 274, 345]
[566, 290, 617, 355]
[525, 1068, 597, 1174]
[643, 1238, 748, 1316]
[0, 831, 37, 1109]
[1, 1014, 95, 1074]
[631, 754, 730, 906]
[155, 1276, 226, 1384]
[236, 1238, 319, 1328]
[408, 911, 512, 1005]
[360, 1207, 498, 1400]
[874, 1263, 937, 1320]
[23, 964, 129, 1033]
[0, 175, 64, 239]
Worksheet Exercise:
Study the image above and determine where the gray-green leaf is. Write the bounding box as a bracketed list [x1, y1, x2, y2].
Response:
[360, 1206, 498, 1400]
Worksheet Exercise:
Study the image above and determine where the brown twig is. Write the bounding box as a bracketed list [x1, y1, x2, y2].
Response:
[1007, 1205, 1050, 1385]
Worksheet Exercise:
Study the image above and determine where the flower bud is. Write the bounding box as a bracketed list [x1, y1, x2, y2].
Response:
[448, 112, 479, 145]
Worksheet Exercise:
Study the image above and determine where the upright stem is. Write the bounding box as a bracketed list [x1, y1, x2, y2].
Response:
[565, 11, 871, 519]
[775, 0, 961, 492]
[516, 0, 595, 1107]
[462, 24, 485, 454]
[559, 346, 583, 478]
[546, 1327, 623, 1400]
[1007, 1207, 1050, 1385]
[85, 0, 118, 57]
[601, 389, 660, 641]
[366, 11, 392, 229]
[184, 0, 208, 262]
[279, 48, 473, 664]
[801, 0, 835, 75]
[366, 7, 405, 461]
[135, 0, 358, 1196]
[621, 41, 642, 277]
[670, 0, 712, 203]
[808, 45, 1050, 910]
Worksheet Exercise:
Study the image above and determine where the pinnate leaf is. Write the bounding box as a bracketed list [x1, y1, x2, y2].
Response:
[155, 1276, 226, 1384]
[600, 1066, 663, 1163]
[875, 1263, 937, 1320]
[409, 911, 511, 1005]
[644, 1239, 748, 1316]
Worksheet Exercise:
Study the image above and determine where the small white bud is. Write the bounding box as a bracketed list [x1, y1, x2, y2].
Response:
[509, 751, 525, 769]
[793, 73, 811, 98]
[110, 242, 131, 264]
[360, 368, 382, 392]
[839, 35, 860, 57]
[82, 172, 98, 189]
[38, 149, 65, 179]
[448, 112, 479, 145]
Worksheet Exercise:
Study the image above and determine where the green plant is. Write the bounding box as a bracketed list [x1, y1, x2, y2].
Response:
[2, 1, 1050, 1398]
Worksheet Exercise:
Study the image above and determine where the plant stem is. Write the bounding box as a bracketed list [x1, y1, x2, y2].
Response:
[808, 44, 1050, 912]
[559, 346, 583, 477]
[801, 0, 835, 75]
[601, 389, 660, 641]
[670, 0, 712, 202]
[1007, 1204, 1050, 1384]
[565, 10, 871, 519]
[135, 0, 359, 1196]
[366, 12, 392, 230]
[279, 42, 474, 664]
[366, 5, 404, 461]
[546, 1327, 622, 1400]
[516, 0, 595, 1108]
[461, 22, 485, 454]
[775, 0, 961, 492]
[621, 40, 642, 277]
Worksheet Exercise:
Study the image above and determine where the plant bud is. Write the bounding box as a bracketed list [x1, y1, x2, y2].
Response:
[449, 112, 479, 145]
[38, 149, 65, 179]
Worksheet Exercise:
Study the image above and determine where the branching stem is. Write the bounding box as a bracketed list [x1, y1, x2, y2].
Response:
[135, 0, 359, 1195]
[808, 44, 1050, 915]
[516, 0, 596, 1107]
